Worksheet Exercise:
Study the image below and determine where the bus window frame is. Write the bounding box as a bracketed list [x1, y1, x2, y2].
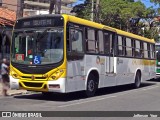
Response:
[67, 22, 85, 61]
[85, 27, 98, 54]
[103, 30, 115, 57]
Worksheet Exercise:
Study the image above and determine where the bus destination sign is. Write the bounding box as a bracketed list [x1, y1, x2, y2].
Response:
[15, 16, 64, 29]
[23, 19, 52, 27]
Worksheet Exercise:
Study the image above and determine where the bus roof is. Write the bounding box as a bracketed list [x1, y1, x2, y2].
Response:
[15, 14, 155, 44]
[63, 14, 155, 44]
[63, 14, 105, 29]
[115, 28, 155, 43]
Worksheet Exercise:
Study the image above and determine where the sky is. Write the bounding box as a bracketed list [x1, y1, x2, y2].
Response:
[75, 0, 159, 8]
[137, 0, 159, 8]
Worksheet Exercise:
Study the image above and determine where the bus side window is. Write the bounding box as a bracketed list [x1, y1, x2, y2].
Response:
[151, 44, 155, 59]
[140, 42, 144, 58]
[104, 33, 110, 54]
[117, 35, 123, 56]
[98, 30, 104, 54]
[104, 32, 113, 55]
[70, 29, 83, 52]
[135, 40, 141, 57]
[86, 28, 97, 53]
[143, 42, 148, 58]
[125, 37, 132, 57]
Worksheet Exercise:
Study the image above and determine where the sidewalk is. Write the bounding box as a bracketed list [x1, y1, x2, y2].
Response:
[0, 82, 28, 96]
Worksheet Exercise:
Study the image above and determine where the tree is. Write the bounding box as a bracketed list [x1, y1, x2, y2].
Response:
[150, 0, 160, 4]
[71, 0, 91, 19]
[100, 0, 148, 32]
[73, 0, 158, 39]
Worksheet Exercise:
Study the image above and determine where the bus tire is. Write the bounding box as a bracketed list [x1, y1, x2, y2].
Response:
[134, 71, 141, 88]
[85, 74, 97, 97]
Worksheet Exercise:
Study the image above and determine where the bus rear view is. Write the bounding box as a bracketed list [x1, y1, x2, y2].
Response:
[10, 15, 66, 94]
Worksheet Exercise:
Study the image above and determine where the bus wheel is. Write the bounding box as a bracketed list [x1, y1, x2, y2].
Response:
[86, 74, 97, 97]
[134, 71, 141, 88]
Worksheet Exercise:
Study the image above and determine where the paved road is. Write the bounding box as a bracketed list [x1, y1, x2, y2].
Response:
[0, 79, 160, 120]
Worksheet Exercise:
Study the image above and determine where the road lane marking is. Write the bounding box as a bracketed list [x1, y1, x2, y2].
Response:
[58, 85, 159, 108]
[58, 95, 116, 108]
[141, 86, 159, 91]
[114, 85, 159, 97]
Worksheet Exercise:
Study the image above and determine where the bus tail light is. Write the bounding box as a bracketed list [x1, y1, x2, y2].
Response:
[49, 84, 60, 88]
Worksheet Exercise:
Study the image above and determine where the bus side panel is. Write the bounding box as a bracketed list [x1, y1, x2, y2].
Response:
[65, 55, 116, 93]
[116, 57, 135, 85]
[141, 60, 156, 81]
[65, 59, 85, 93]
[150, 60, 156, 78]
[84, 55, 116, 88]
[103, 56, 116, 87]
[142, 63, 150, 81]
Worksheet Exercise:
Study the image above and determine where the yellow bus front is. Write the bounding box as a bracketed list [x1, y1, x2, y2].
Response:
[10, 14, 68, 93]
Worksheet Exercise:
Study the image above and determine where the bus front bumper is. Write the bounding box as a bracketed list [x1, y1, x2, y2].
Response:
[9, 76, 66, 93]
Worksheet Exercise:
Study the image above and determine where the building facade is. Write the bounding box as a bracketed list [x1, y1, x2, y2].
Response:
[1, 0, 76, 18]
[0, 0, 76, 59]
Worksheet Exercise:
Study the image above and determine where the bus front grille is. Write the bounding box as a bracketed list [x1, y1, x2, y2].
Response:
[23, 82, 43, 88]
[22, 76, 47, 79]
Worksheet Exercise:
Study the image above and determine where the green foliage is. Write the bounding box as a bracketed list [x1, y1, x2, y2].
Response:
[100, 0, 147, 31]
[150, 0, 160, 4]
[73, 0, 159, 40]
[141, 27, 159, 41]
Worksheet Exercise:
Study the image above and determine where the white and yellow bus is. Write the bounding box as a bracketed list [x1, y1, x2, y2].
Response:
[10, 14, 156, 97]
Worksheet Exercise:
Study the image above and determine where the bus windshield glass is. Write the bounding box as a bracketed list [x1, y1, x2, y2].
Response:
[11, 28, 64, 65]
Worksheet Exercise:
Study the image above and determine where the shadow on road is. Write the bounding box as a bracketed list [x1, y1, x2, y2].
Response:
[148, 77, 160, 82]
[14, 82, 156, 102]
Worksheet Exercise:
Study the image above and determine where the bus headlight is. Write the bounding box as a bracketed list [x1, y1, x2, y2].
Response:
[49, 69, 64, 80]
[10, 69, 20, 79]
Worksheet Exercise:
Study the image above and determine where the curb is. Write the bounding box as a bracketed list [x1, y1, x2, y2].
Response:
[9, 91, 29, 96]
[9, 91, 38, 96]
[0, 82, 32, 96]
[0, 90, 32, 96]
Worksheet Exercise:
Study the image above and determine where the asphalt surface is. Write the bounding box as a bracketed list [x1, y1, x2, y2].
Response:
[0, 78, 160, 120]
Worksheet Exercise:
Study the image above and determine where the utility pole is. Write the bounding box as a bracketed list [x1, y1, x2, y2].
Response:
[17, 0, 24, 19]
[95, 0, 100, 22]
[91, 0, 94, 21]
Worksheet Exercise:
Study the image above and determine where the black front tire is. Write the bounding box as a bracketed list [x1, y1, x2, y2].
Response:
[85, 74, 98, 97]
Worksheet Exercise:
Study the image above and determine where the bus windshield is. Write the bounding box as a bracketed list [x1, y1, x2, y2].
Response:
[11, 28, 64, 65]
